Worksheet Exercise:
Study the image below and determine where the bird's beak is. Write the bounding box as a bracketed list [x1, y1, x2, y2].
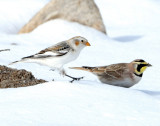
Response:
[147, 63, 152, 67]
[85, 42, 91, 46]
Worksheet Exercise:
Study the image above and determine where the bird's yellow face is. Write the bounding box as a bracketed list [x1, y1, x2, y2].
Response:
[133, 59, 152, 75]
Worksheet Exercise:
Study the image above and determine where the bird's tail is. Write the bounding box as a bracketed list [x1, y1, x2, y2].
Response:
[9, 55, 34, 65]
[69, 66, 96, 72]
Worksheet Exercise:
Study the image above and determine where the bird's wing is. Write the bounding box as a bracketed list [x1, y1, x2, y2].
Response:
[70, 64, 127, 78]
[102, 63, 127, 79]
[88, 63, 127, 79]
[70, 64, 128, 80]
[22, 41, 71, 59]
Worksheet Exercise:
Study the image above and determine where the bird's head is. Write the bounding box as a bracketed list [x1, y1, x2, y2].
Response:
[131, 59, 152, 76]
[68, 36, 91, 50]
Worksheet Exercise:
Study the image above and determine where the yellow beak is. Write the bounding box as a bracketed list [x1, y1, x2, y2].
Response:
[85, 42, 91, 46]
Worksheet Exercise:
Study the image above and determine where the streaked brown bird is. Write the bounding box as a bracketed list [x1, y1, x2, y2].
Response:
[70, 59, 152, 87]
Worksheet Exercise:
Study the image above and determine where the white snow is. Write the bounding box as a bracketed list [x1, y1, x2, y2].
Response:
[0, 0, 160, 126]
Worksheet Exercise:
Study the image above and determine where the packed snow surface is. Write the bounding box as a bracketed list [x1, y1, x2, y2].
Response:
[0, 0, 160, 126]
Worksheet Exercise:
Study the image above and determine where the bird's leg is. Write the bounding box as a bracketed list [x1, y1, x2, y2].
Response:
[64, 73, 84, 83]
[49, 68, 56, 81]
[60, 69, 84, 83]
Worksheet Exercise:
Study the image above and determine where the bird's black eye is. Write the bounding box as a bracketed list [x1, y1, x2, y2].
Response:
[81, 40, 84, 42]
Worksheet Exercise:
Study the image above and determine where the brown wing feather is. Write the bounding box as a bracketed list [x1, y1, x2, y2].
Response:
[71, 63, 128, 80]
[102, 63, 127, 79]
[22, 41, 71, 59]
[86, 63, 127, 79]
[38, 41, 70, 55]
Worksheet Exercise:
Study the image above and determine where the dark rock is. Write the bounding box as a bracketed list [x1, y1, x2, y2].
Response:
[0, 65, 47, 88]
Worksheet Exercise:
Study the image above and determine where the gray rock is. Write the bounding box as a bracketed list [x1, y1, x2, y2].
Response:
[18, 0, 106, 34]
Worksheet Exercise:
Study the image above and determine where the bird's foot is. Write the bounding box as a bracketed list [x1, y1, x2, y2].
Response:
[70, 76, 84, 83]
[65, 74, 84, 83]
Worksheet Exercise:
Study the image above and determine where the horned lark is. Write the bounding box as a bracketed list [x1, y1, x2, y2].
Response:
[9, 36, 91, 82]
[70, 59, 152, 87]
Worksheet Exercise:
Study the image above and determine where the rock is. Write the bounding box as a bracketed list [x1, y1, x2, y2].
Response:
[0, 65, 47, 88]
[18, 0, 106, 34]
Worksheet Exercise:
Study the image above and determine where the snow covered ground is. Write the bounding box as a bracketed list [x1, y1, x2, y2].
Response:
[0, 0, 160, 125]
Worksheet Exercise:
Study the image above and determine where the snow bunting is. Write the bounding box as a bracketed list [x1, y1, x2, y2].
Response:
[70, 59, 152, 87]
[9, 36, 91, 82]
[0, 49, 10, 52]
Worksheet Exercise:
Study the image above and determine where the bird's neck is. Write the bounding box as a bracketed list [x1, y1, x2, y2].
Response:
[134, 72, 143, 77]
